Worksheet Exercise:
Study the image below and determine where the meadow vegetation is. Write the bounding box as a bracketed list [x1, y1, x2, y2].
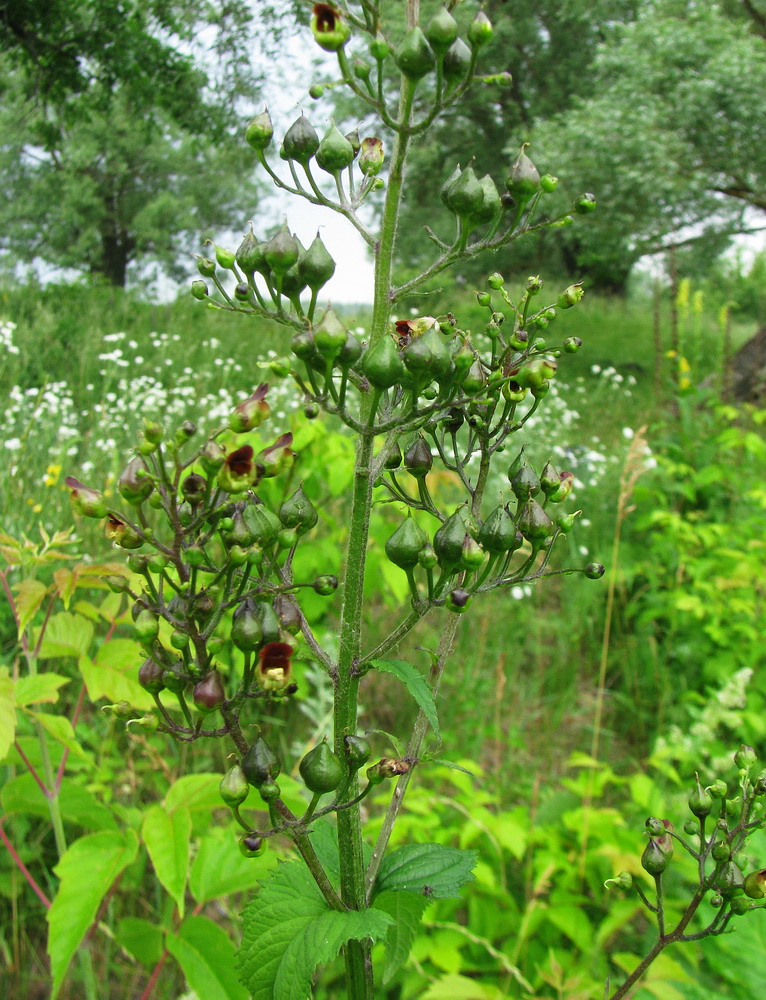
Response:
[2, 266, 765, 997]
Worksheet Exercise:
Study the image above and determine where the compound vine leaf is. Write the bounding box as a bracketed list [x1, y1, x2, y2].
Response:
[47, 829, 139, 998]
[142, 803, 192, 918]
[237, 860, 393, 1000]
[370, 658, 440, 740]
[166, 914, 248, 1000]
[373, 843, 477, 900]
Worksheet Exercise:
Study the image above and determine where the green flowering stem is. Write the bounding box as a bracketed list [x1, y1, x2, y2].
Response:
[365, 610, 462, 901]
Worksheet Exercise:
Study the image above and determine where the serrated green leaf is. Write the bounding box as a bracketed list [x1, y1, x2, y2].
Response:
[13, 578, 48, 636]
[115, 917, 165, 968]
[374, 844, 477, 900]
[189, 829, 275, 904]
[238, 861, 392, 1000]
[27, 711, 91, 761]
[79, 653, 152, 711]
[36, 611, 94, 658]
[1, 773, 117, 831]
[142, 804, 191, 917]
[15, 673, 70, 707]
[0, 667, 15, 762]
[373, 889, 429, 984]
[47, 829, 138, 998]
[238, 862, 326, 999]
[167, 914, 247, 1000]
[275, 907, 393, 998]
[370, 659, 440, 739]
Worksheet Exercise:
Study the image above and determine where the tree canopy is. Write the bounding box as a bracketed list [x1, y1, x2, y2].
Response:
[383, 0, 766, 291]
[0, 0, 288, 286]
[531, 0, 766, 288]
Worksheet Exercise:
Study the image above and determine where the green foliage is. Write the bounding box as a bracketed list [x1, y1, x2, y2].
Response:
[237, 860, 394, 1000]
[47, 829, 139, 998]
[532, 0, 766, 284]
[374, 843, 477, 899]
[0, 0, 289, 284]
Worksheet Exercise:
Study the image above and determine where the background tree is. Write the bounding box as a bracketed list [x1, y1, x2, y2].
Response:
[530, 0, 766, 290]
[0, 0, 289, 287]
[377, 0, 766, 293]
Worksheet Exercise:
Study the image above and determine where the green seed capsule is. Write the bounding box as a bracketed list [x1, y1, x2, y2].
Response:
[361, 335, 405, 389]
[281, 114, 320, 165]
[316, 121, 356, 174]
[299, 740, 346, 794]
[220, 765, 250, 807]
[443, 38, 471, 85]
[246, 109, 273, 151]
[385, 517, 428, 570]
[394, 25, 435, 80]
[241, 735, 281, 787]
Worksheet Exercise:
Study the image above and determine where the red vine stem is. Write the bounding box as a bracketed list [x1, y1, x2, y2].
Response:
[0, 817, 52, 909]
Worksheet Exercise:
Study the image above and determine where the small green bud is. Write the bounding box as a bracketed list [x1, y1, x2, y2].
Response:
[709, 778, 729, 799]
[191, 279, 209, 300]
[369, 33, 389, 61]
[359, 136, 385, 176]
[506, 145, 540, 208]
[557, 283, 585, 309]
[540, 174, 558, 193]
[574, 192, 597, 214]
[313, 574, 338, 596]
[246, 109, 273, 150]
[214, 244, 236, 269]
[584, 562, 605, 580]
[468, 10, 493, 47]
[734, 744, 757, 770]
[563, 336, 582, 353]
